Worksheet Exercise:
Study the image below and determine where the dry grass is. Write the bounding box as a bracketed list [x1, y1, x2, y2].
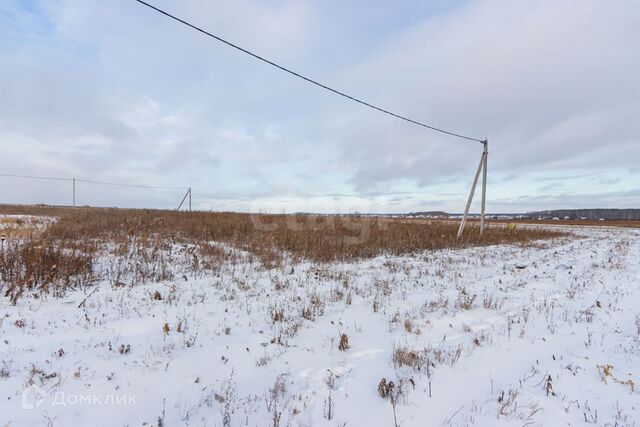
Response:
[1, 205, 565, 261]
[0, 204, 567, 302]
[392, 346, 424, 370]
[0, 238, 95, 304]
[0, 216, 49, 239]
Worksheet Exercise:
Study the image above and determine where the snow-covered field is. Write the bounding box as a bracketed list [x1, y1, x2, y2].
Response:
[1, 224, 639, 426]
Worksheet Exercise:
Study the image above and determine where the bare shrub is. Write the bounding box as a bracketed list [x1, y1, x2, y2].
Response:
[324, 372, 336, 421]
[482, 290, 503, 310]
[392, 346, 424, 370]
[214, 372, 237, 427]
[455, 287, 476, 311]
[404, 319, 413, 333]
[0, 238, 95, 304]
[301, 293, 325, 321]
[427, 343, 464, 366]
[197, 243, 227, 273]
[338, 334, 349, 351]
[497, 389, 519, 416]
[266, 375, 287, 427]
[256, 354, 271, 367]
[270, 306, 285, 323]
[421, 295, 449, 314]
[330, 286, 344, 302]
[0, 360, 10, 378]
[345, 291, 352, 305]
[377, 377, 403, 427]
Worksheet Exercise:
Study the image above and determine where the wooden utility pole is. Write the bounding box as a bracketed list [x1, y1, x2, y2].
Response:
[177, 187, 192, 211]
[73, 178, 76, 207]
[480, 140, 488, 235]
[457, 140, 488, 239]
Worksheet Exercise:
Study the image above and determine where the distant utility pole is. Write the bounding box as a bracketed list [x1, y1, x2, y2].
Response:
[177, 187, 192, 212]
[73, 177, 76, 207]
[457, 140, 488, 239]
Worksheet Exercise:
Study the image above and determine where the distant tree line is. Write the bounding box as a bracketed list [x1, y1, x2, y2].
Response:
[525, 209, 640, 220]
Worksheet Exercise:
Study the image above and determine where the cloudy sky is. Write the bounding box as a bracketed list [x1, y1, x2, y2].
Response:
[1, 0, 638, 213]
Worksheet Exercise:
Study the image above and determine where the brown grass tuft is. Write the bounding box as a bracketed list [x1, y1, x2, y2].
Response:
[338, 334, 349, 351]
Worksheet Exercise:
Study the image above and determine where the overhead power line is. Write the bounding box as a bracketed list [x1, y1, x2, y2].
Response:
[0, 173, 72, 182]
[132, 0, 485, 144]
[0, 174, 187, 190]
[75, 178, 187, 190]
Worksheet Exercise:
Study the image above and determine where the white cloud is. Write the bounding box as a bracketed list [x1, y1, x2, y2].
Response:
[1, 0, 638, 212]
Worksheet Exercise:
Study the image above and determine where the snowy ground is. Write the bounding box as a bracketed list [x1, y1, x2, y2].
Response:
[1, 224, 639, 426]
[0, 214, 56, 237]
